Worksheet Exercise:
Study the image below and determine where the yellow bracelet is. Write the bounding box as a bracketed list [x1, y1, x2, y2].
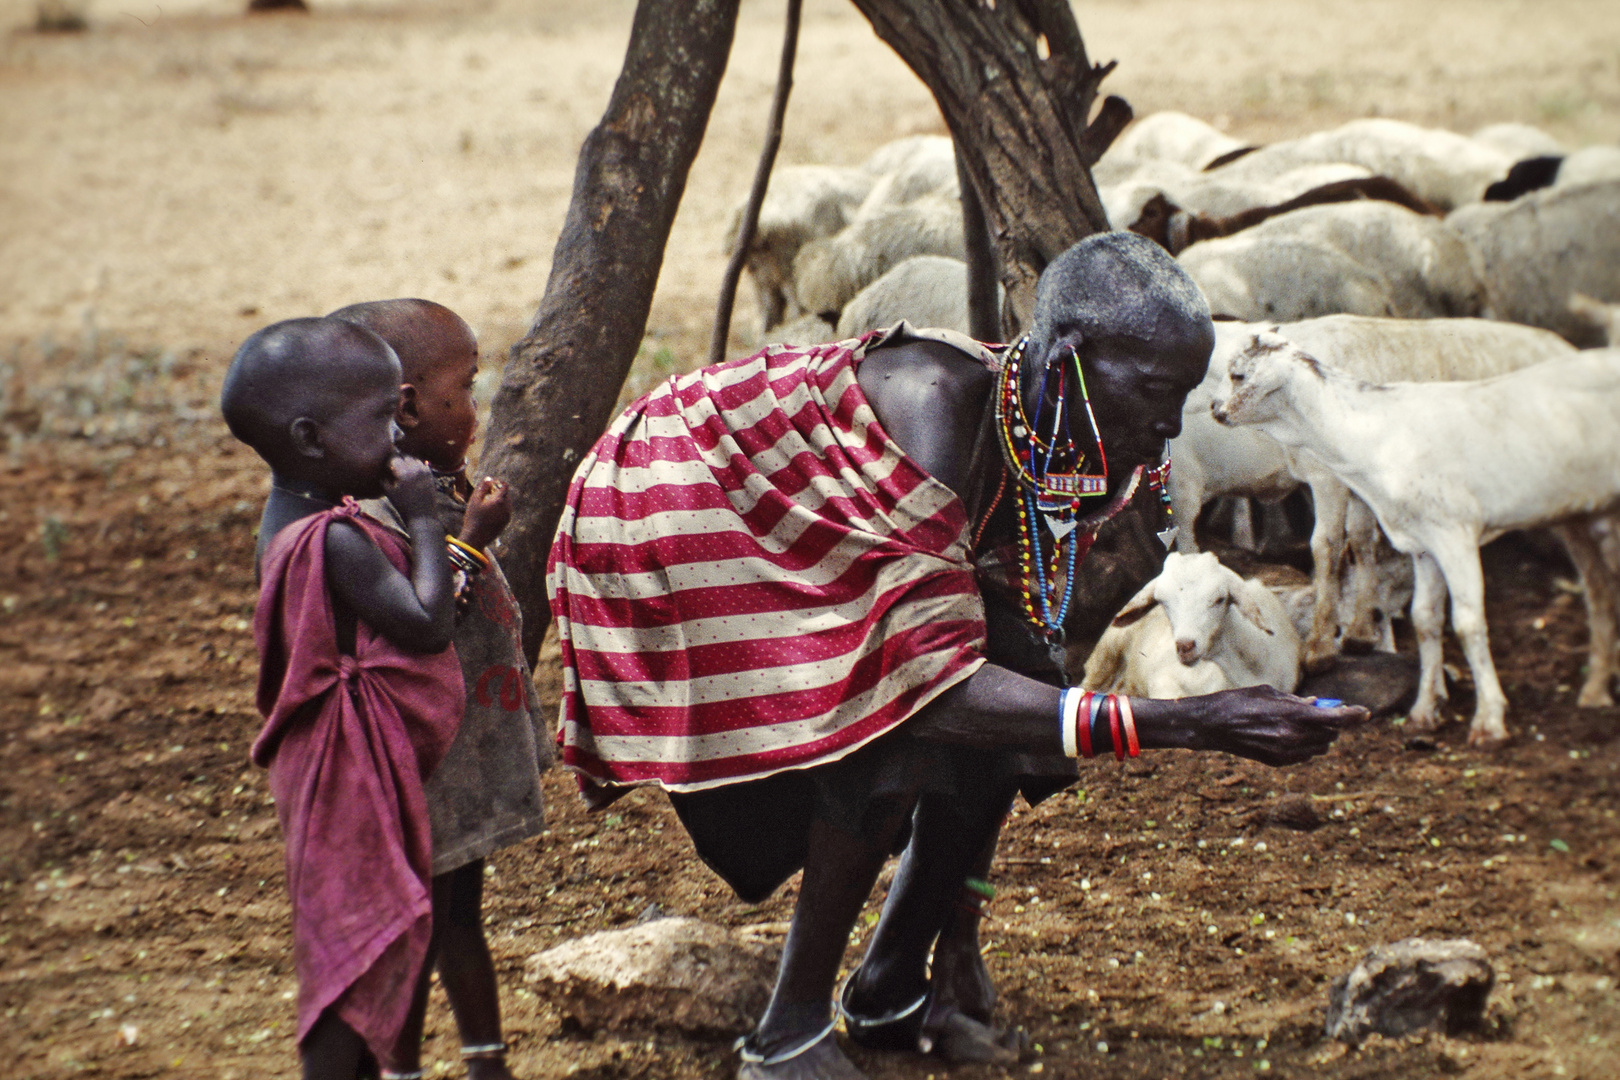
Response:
[446, 535, 491, 570]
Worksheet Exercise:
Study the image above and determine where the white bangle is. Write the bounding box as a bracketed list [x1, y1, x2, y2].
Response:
[1060, 687, 1083, 758]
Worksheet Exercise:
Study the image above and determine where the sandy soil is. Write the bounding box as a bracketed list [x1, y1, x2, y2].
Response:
[2, 2, 1619, 1079]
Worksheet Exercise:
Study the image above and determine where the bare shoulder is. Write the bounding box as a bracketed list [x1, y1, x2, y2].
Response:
[323, 517, 390, 577]
[856, 338, 994, 495]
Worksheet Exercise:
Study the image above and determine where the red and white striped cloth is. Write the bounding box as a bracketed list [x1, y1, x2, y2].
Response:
[547, 327, 992, 791]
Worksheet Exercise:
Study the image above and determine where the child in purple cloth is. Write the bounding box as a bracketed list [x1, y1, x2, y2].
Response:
[332, 298, 548, 1080]
[222, 317, 462, 1080]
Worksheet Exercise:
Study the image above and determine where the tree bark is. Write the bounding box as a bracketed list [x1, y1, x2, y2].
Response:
[710, 0, 803, 366]
[849, 0, 1133, 329]
[480, 0, 741, 660]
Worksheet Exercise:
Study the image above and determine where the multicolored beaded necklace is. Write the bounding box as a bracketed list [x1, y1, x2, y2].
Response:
[990, 333, 1176, 639]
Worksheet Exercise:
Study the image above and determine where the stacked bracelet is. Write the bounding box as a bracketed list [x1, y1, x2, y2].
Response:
[446, 535, 490, 575]
[1060, 690, 1141, 761]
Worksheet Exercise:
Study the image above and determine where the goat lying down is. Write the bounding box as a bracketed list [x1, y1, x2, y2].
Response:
[1212, 332, 1620, 746]
[1081, 552, 1302, 699]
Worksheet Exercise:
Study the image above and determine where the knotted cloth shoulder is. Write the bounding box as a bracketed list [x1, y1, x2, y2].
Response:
[251, 501, 462, 1063]
[548, 329, 990, 792]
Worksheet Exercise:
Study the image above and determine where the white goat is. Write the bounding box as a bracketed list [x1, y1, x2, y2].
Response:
[1212, 332, 1620, 746]
[1172, 316, 1575, 670]
[1207, 118, 1514, 210]
[1179, 201, 1486, 321]
[1446, 179, 1620, 347]
[1470, 123, 1565, 161]
[1081, 552, 1302, 699]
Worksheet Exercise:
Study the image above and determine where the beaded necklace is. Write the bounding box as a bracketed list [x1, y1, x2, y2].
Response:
[993, 334, 1111, 638]
[991, 335, 1179, 638]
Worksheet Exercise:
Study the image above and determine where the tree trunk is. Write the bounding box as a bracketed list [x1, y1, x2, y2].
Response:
[849, 0, 1132, 330]
[480, 0, 740, 660]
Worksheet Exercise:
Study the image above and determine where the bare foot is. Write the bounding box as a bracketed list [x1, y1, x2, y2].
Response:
[737, 1036, 866, 1080]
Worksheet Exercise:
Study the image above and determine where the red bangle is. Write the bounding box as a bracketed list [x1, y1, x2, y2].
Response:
[1076, 691, 1095, 759]
[1118, 693, 1140, 758]
[1106, 694, 1124, 762]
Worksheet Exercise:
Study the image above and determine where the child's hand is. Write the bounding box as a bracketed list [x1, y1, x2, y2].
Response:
[384, 454, 440, 521]
[459, 477, 512, 552]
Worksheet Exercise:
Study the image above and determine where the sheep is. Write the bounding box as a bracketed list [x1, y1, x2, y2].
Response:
[1178, 234, 1400, 322]
[1203, 118, 1515, 210]
[1080, 552, 1302, 699]
[1170, 315, 1576, 670]
[723, 165, 875, 332]
[1104, 161, 1381, 233]
[1093, 111, 1250, 185]
[1555, 145, 1620, 189]
[1130, 175, 1442, 255]
[1569, 292, 1620, 346]
[858, 134, 956, 179]
[834, 255, 1004, 339]
[791, 190, 966, 321]
[769, 312, 838, 348]
[1471, 122, 1565, 161]
[1179, 200, 1487, 320]
[1446, 179, 1620, 347]
[1211, 331, 1620, 746]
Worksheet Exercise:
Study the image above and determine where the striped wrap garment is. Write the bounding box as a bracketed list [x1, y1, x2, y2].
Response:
[547, 326, 996, 791]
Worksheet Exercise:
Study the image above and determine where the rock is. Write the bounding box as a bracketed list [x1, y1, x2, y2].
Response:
[1247, 793, 1322, 831]
[1326, 938, 1494, 1044]
[524, 917, 775, 1037]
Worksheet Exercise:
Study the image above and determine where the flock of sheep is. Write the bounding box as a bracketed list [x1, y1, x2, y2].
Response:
[728, 113, 1620, 748]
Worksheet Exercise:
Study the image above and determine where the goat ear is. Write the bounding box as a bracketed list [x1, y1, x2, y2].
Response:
[1231, 586, 1275, 635]
[1111, 582, 1158, 627]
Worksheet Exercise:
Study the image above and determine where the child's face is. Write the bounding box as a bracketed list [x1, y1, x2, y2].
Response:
[398, 341, 480, 472]
[319, 376, 405, 498]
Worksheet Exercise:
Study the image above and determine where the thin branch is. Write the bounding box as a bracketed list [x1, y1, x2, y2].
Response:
[709, 0, 803, 365]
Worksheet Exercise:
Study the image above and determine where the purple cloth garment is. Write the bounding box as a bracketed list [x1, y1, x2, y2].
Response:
[251, 500, 463, 1062]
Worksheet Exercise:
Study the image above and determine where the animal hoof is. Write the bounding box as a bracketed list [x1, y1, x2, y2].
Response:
[1467, 728, 1509, 749]
[1576, 686, 1615, 708]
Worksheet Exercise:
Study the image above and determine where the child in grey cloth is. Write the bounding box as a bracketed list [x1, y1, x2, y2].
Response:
[331, 298, 549, 1080]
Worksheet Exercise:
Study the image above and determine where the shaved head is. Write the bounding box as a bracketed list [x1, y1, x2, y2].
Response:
[327, 298, 476, 383]
[220, 317, 401, 469]
[1030, 231, 1210, 351]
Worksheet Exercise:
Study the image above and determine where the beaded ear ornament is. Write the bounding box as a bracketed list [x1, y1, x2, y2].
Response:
[991, 334, 1176, 640]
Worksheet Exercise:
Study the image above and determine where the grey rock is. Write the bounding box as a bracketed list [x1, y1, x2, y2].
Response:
[1327, 937, 1494, 1044]
[524, 917, 776, 1037]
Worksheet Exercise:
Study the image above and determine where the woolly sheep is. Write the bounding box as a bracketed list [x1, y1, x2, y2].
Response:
[1212, 332, 1620, 746]
[791, 190, 966, 320]
[1446, 179, 1620, 347]
[1093, 111, 1249, 186]
[1080, 552, 1302, 698]
[723, 165, 874, 331]
[1555, 145, 1620, 189]
[1471, 122, 1565, 161]
[1206, 118, 1514, 210]
[835, 255, 1004, 339]
[1178, 235, 1400, 322]
[1180, 201, 1486, 320]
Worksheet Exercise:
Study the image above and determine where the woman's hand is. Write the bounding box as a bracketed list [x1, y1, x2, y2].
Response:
[1175, 685, 1367, 766]
[459, 477, 512, 551]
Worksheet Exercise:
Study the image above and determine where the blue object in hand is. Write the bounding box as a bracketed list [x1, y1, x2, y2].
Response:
[1312, 698, 1344, 708]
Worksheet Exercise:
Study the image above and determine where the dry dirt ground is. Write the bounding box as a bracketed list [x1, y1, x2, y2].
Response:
[3, 2, 1620, 1079]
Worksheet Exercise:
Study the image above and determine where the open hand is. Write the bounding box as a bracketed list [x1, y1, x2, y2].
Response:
[382, 454, 439, 521]
[1183, 685, 1367, 766]
[459, 476, 512, 552]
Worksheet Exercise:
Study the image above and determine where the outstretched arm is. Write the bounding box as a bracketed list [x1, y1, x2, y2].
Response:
[910, 662, 1363, 767]
[326, 456, 457, 653]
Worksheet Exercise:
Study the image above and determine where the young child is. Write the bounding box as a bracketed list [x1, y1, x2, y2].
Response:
[222, 317, 463, 1080]
[330, 298, 549, 1080]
